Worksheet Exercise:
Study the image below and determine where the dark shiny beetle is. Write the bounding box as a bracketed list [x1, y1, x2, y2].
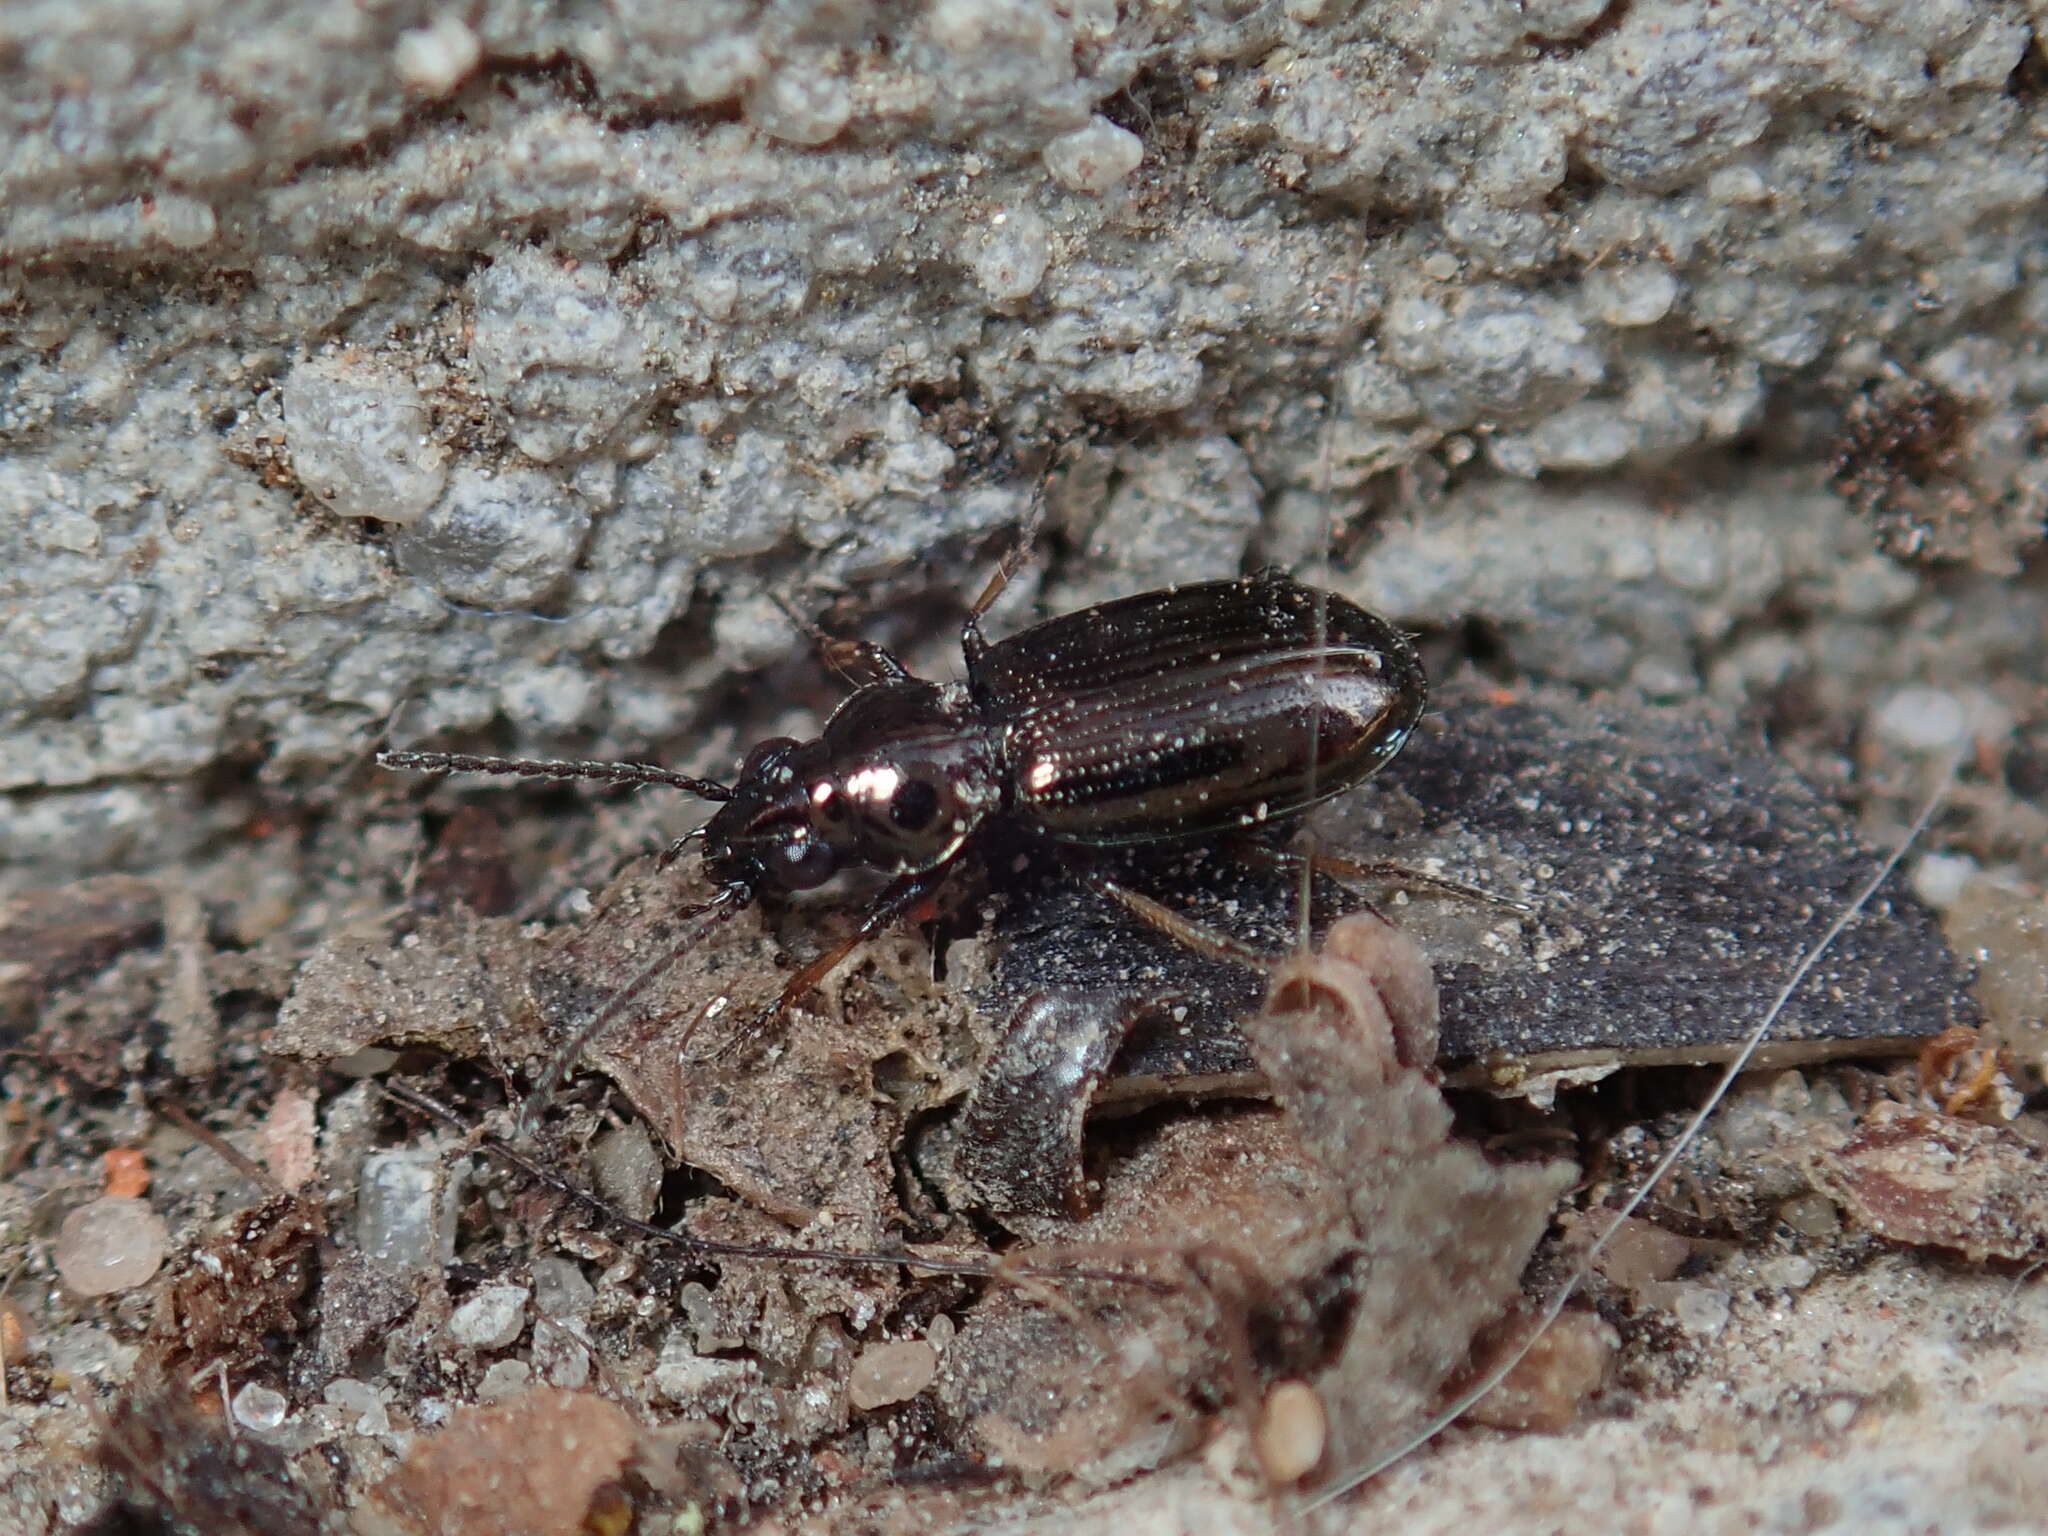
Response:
[380, 569, 1426, 1053]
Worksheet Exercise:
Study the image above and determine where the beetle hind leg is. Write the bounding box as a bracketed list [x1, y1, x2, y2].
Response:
[1082, 872, 1276, 972]
[1235, 837, 1531, 916]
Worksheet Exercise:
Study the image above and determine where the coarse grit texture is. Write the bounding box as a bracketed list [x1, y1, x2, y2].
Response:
[5, 0, 2047, 881]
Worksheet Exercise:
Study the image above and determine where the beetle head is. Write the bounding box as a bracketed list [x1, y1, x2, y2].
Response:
[698, 737, 845, 894]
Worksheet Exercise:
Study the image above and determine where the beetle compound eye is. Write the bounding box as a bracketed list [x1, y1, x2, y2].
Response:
[888, 779, 941, 832]
[777, 829, 839, 890]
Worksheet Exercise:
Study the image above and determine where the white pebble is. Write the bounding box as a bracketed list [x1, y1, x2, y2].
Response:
[356, 1149, 461, 1272]
[394, 16, 481, 95]
[447, 1283, 531, 1350]
[589, 1124, 663, 1222]
[477, 1358, 532, 1403]
[1672, 1284, 1732, 1338]
[1589, 266, 1678, 328]
[55, 1197, 168, 1298]
[1910, 851, 1980, 910]
[748, 67, 851, 145]
[533, 1316, 591, 1388]
[231, 1381, 290, 1433]
[1044, 117, 1143, 193]
[847, 1339, 938, 1410]
[974, 208, 1053, 302]
[1870, 686, 1967, 754]
[323, 1377, 390, 1436]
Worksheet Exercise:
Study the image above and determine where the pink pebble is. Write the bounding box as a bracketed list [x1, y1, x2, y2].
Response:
[56, 1196, 169, 1297]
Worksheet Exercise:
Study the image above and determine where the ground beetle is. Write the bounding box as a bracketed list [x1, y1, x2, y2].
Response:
[378, 564, 1431, 1080]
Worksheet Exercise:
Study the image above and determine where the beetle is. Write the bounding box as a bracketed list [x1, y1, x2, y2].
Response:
[378, 565, 1431, 1084]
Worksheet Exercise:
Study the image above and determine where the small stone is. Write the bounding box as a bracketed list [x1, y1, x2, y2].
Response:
[1463, 1312, 1618, 1433]
[529, 1257, 596, 1320]
[54, 1196, 168, 1297]
[746, 65, 852, 145]
[282, 356, 448, 525]
[232, 1381, 290, 1433]
[847, 1339, 938, 1411]
[1910, 852, 1980, 911]
[1043, 117, 1143, 193]
[1757, 1254, 1818, 1290]
[973, 209, 1052, 303]
[391, 468, 590, 610]
[356, 1149, 462, 1273]
[1821, 1395, 1862, 1432]
[476, 1358, 532, 1403]
[589, 1124, 662, 1223]
[447, 1284, 530, 1351]
[1253, 1379, 1327, 1483]
[1778, 1193, 1841, 1239]
[532, 1317, 590, 1389]
[653, 1331, 750, 1406]
[324, 1377, 391, 1436]
[1870, 686, 1968, 754]
[674, 1279, 742, 1353]
[394, 15, 481, 95]
[0, 1302, 27, 1364]
[1590, 1213, 1694, 1290]
[1671, 1284, 1732, 1338]
[1944, 882, 2048, 1075]
[45, 1322, 138, 1383]
[1588, 266, 1679, 328]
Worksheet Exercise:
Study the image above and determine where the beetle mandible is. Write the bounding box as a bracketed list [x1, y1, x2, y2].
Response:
[378, 564, 1428, 1069]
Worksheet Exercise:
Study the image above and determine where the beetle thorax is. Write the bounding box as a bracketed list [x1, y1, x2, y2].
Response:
[809, 680, 1002, 876]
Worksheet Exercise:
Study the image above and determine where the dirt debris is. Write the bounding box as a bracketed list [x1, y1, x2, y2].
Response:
[0, 875, 161, 1027]
[1798, 1100, 2048, 1263]
[1254, 914, 1577, 1483]
[355, 1385, 637, 1536]
[1456, 1311, 1618, 1434]
[0, 697, 2024, 1534]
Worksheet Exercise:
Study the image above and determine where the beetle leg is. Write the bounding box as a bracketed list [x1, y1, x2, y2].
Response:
[1230, 837, 1530, 916]
[961, 492, 1050, 669]
[1083, 873, 1275, 972]
[718, 864, 953, 1057]
[1305, 847, 1532, 914]
[762, 587, 912, 685]
[821, 637, 914, 687]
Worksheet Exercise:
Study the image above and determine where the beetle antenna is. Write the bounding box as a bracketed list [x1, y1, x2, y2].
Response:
[519, 882, 751, 1135]
[1302, 757, 1958, 1511]
[378, 748, 733, 802]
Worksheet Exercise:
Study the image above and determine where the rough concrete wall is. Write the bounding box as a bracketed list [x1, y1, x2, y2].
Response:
[4, 0, 2045, 882]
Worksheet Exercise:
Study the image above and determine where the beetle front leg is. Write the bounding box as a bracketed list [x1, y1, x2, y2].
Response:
[723, 864, 953, 1055]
